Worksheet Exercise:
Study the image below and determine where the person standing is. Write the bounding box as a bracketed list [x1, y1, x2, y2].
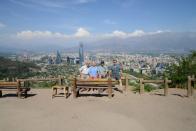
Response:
[108, 59, 122, 86]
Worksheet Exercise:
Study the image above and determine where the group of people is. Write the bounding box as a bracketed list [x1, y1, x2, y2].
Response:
[79, 59, 122, 81]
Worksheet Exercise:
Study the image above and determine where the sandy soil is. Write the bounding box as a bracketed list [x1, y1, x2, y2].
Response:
[0, 88, 196, 131]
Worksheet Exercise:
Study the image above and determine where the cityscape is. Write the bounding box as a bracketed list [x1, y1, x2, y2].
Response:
[2, 43, 179, 79]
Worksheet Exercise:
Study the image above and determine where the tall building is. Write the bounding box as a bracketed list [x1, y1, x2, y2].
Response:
[48, 57, 53, 65]
[55, 50, 62, 64]
[79, 42, 84, 65]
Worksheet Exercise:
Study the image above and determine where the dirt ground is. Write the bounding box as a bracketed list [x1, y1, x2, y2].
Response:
[0, 88, 196, 131]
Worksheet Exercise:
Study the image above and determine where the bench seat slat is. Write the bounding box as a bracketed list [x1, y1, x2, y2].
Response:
[76, 84, 115, 86]
[77, 86, 115, 89]
[0, 87, 17, 90]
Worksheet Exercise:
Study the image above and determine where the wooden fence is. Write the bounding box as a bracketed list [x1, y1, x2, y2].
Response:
[17, 75, 64, 87]
[1, 74, 195, 97]
[187, 75, 195, 97]
[139, 77, 172, 96]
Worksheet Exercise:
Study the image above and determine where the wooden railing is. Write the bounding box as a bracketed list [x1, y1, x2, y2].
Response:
[139, 78, 172, 96]
[187, 75, 195, 97]
[1, 74, 195, 98]
[16, 75, 64, 88]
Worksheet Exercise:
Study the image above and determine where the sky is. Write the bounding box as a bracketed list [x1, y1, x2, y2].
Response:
[0, 0, 196, 51]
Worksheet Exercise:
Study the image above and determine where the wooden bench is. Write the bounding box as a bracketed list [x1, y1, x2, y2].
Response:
[52, 85, 69, 98]
[0, 80, 30, 98]
[72, 78, 118, 98]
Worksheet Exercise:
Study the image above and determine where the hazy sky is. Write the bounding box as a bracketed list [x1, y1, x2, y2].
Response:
[0, 0, 196, 51]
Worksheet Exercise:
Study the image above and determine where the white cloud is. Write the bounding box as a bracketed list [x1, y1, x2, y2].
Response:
[16, 27, 90, 40]
[74, 28, 90, 37]
[0, 22, 6, 28]
[129, 30, 145, 37]
[103, 29, 165, 38]
[15, 28, 167, 45]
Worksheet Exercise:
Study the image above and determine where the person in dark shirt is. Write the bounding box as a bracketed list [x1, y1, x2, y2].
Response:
[109, 59, 122, 80]
[98, 60, 108, 78]
[108, 59, 122, 86]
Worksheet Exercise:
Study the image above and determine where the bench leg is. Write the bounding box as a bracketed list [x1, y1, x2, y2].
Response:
[52, 88, 55, 99]
[64, 87, 66, 98]
[66, 87, 69, 97]
[108, 88, 112, 98]
[17, 92, 21, 98]
[24, 90, 28, 98]
[73, 86, 77, 98]
[0, 90, 2, 97]
[55, 88, 57, 95]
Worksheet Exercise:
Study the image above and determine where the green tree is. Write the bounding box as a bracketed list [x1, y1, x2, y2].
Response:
[165, 51, 196, 88]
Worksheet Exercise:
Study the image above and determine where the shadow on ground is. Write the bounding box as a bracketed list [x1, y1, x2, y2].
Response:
[0, 93, 37, 98]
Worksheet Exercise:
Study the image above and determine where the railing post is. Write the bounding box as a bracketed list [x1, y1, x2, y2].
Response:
[108, 77, 112, 98]
[140, 78, 144, 94]
[125, 74, 128, 93]
[191, 75, 195, 96]
[164, 77, 168, 96]
[0, 90, 2, 97]
[17, 80, 21, 98]
[187, 76, 191, 97]
[58, 75, 62, 86]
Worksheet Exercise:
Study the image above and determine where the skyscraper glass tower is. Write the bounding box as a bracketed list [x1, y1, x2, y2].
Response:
[79, 42, 84, 65]
[55, 50, 62, 64]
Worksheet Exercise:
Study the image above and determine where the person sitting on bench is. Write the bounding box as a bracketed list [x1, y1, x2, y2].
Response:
[98, 60, 108, 78]
[79, 61, 90, 79]
[88, 61, 99, 79]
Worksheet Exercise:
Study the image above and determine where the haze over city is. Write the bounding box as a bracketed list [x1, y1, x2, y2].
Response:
[0, 0, 196, 52]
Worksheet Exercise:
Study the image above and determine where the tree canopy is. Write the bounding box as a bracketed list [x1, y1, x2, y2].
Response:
[165, 51, 196, 88]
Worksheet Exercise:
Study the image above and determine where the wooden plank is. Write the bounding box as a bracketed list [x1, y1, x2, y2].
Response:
[142, 79, 172, 83]
[164, 77, 168, 96]
[77, 82, 108, 84]
[108, 78, 112, 98]
[0, 90, 2, 97]
[187, 76, 192, 97]
[140, 78, 144, 94]
[76, 83, 116, 86]
[0, 82, 18, 86]
[73, 78, 77, 98]
[17, 80, 21, 98]
[76, 79, 116, 82]
[17, 78, 59, 82]
[77, 86, 116, 89]
[143, 80, 164, 83]
[191, 75, 195, 96]
[125, 75, 128, 92]
[0, 87, 17, 89]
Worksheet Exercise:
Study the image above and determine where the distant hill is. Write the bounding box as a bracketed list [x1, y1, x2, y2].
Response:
[82, 32, 196, 53]
[0, 57, 40, 79]
[0, 32, 196, 53]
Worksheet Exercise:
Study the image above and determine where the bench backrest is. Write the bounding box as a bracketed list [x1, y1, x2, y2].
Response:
[0, 82, 18, 87]
[76, 79, 118, 87]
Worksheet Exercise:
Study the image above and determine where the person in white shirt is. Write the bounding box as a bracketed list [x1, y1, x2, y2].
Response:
[79, 61, 90, 79]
